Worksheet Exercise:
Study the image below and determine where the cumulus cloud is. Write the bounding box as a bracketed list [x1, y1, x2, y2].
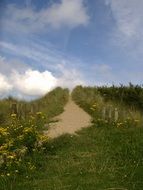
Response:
[0, 53, 86, 99]
[0, 67, 85, 99]
[0, 74, 12, 95]
[2, 0, 89, 34]
[0, 57, 86, 99]
[12, 69, 57, 97]
[0, 57, 58, 98]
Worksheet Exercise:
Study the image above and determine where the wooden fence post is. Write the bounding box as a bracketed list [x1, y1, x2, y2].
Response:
[17, 103, 20, 119]
[122, 110, 126, 121]
[114, 108, 118, 122]
[30, 104, 34, 114]
[102, 107, 106, 120]
[24, 104, 27, 119]
[109, 107, 112, 121]
[11, 103, 17, 115]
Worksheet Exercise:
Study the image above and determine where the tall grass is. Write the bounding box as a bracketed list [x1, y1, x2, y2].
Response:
[0, 87, 69, 125]
[72, 85, 143, 128]
[97, 83, 143, 111]
[0, 87, 69, 178]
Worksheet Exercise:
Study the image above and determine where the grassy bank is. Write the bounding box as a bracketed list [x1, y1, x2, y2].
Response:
[1, 86, 143, 190]
[72, 85, 143, 127]
[0, 87, 69, 125]
[0, 87, 69, 180]
[1, 126, 143, 190]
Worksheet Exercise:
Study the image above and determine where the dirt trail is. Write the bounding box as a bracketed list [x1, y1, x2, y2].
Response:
[45, 98, 91, 138]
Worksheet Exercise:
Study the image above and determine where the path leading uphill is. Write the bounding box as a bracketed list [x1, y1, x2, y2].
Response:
[45, 98, 91, 138]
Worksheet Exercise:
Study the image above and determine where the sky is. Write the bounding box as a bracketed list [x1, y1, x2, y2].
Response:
[0, 0, 143, 99]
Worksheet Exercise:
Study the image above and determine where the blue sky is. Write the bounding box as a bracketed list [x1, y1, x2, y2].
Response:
[0, 0, 143, 99]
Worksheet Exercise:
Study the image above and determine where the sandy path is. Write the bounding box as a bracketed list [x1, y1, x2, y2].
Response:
[45, 98, 91, 138]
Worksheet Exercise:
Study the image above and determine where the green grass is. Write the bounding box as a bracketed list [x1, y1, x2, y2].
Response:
[1, 125, 143, 190]
[0, 87, 69, 183]
[1, 86, 143, 189]
[0, 87, 69, 126]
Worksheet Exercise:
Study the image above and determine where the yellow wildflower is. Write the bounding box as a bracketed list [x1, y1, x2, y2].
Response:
[11, 113, 17, 118]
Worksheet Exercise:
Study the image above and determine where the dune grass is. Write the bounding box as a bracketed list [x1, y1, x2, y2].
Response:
[0, 87, 69, 126]
[0, 87, 69, 185]
[71, 86, 143, 127]
[1, 86, 143, 189]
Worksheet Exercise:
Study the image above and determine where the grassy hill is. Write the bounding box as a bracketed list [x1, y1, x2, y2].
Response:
[1, 85, 143, 190]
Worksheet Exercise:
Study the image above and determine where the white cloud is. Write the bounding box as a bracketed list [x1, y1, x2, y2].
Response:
[0, 40, 89, 79]
[12, 69, 57, 96]
[0, 55, 58, 98]
[0, 66, 85, 98]
[106, 0, 143, 39]
[105, 0, 143, 62]
[2, 0, 89, 34]
[0, 57, 13, 94]
[44, 0, 89, 29]
[0, 55, 143, 99]
[0, 73, 12, 94]
[0, 56, 86, 99]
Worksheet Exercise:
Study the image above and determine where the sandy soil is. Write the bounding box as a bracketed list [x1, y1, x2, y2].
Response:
[45, 98, 91, 138]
